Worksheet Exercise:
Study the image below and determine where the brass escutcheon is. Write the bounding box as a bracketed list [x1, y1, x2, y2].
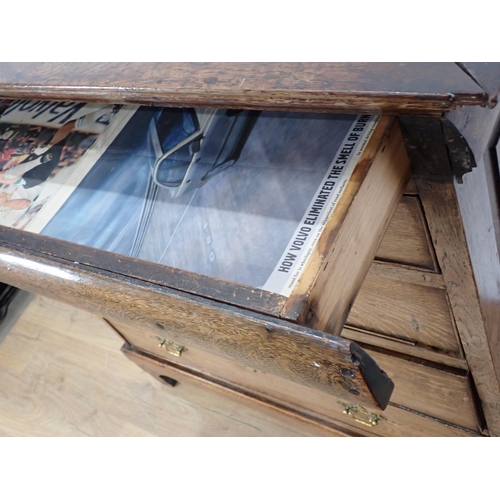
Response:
[156, 336, 184, 357]
[339, 402, 385, 427]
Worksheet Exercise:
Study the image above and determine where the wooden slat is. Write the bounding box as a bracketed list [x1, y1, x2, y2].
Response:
[0, 245, 393, 409]
[0, 226, 286, 317]
[0, 63, 486, 115]
[404, 176, 419, 195]
[401, 114, 500, 436]
[294, 119, 411, 334]
[342, 327, 468, 370]
[417, 177, 500, 435]
[279, 116, 393, 319]
[365, 348, 480, 431]
[347, 264, 463, 356]
[376, 196, 437, 270]
[368, 261, 445, 289]
[334, 402, 478, 437]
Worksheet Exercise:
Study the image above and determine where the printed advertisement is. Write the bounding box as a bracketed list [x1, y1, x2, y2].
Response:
[0, 99, 377, 296]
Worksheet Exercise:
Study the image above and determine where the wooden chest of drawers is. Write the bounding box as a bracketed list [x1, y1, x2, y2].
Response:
[0, 63, 498, 436]
[106, 173, 488, 436]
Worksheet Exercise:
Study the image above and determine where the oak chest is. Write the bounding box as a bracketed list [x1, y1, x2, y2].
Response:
[0, 63, 498, 436]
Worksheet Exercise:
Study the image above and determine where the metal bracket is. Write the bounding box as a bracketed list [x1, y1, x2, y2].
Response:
[398, 116, 476, 184]
[441, 119, 476, 184]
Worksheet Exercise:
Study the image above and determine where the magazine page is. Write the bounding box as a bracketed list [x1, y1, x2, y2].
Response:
[0, 100, 378, 297]
[0, 99, 135, 231]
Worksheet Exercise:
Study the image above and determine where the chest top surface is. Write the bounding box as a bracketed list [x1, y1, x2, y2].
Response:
[0, 62, 487, 115]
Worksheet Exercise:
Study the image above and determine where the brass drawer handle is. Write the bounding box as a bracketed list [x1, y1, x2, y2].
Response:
[156, 336, 184, 357]
[339, 403, 385, 427]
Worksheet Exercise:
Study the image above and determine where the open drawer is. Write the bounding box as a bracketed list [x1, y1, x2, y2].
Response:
[0, 100, 411, 410]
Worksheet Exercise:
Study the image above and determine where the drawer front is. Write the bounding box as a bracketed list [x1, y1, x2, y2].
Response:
[347, 266, 462, 357]
[334, 401, 477, 437]
[121, 344, 349, 437]
[376, 195, 437, 271]
[113, 321, 480, 436]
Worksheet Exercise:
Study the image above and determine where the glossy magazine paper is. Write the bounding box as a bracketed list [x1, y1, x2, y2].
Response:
[0, 100, 378, 296]
[0, 99, 129, 229]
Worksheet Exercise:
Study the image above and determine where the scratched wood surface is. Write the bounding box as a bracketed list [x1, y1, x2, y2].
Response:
[0, 226, 286, 317]
[282, 116, 405, 322]
[415, 177, 500, 436]
[299, 119, 411, 334]
[347, 263, 463, 357]
[114, 323, 478, 436]
[341, 327, 469, 370]
[398, 114, 500, 437]
[0, 295, 344, 436]
[111, 318, 481, 433]
[0, 245, 394, 409]
[375, 195, 437, 270]
[0, 63, 486, 115]
[364, 347, 480, 431]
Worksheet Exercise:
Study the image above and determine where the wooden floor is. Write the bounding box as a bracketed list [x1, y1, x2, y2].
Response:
[0, 295, 340, 437]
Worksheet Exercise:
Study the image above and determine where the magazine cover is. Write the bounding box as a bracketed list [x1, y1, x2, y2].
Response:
[0, 100, 378, 297]
[0, 99, 132, 230]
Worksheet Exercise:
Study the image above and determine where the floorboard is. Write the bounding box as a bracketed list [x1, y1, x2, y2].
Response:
[0, 295, 341, 437]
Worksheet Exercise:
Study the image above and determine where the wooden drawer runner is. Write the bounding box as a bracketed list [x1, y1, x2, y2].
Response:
[347, 264, 462, 357]
[112, 320, 481, 435]
[364, 348, 479, 431]
[376, 195, 436, 271]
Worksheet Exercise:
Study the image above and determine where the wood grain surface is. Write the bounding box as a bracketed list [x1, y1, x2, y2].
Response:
[367, 261, 445, 289]
[111, 318, 480, 433]
[452, 169, 500, 431]
[116, 331, 479, 436]
[446, 93, 500, 250]
[0, 225, 286, 317]
[416, 178, 500, 435]
[0, 63, 486, 115]
[0, 245, 394, 409]
[347, 263, 462, 356]
[364, 347, 480, 431]
[341, 327, 469, 370]
[375, 195, 437, 270]
[121, 344, 357, 436]
[300, 119, 411, 334]
[0, 295, 342, 436]
[398, 112, 500, 436]
[282, 116, 395, 319]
